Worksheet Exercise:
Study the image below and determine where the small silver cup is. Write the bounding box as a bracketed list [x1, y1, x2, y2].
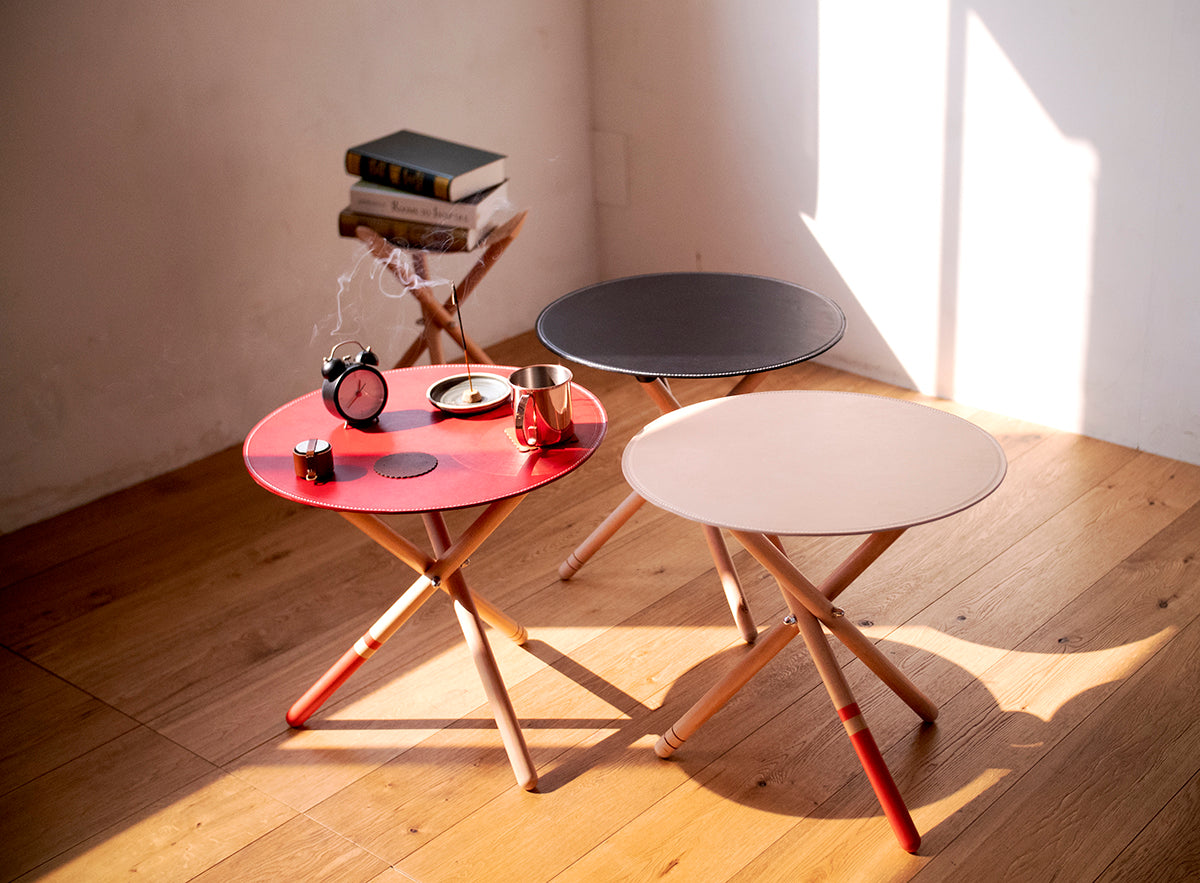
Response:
[509, 364, 574, 447]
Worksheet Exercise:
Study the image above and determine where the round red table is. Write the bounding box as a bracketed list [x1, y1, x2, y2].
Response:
[244, 364, 607, 791]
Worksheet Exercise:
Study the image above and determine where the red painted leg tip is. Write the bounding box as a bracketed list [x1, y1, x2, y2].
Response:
[286, 709, 310, 728]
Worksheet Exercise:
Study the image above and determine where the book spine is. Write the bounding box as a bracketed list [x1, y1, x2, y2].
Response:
[348, 189, 477, 228]
[346, 152, 451, 200]
[338, 210, 475, 252]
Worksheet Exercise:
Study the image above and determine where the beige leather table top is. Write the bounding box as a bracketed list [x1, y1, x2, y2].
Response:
[622, 391, 1006, 536]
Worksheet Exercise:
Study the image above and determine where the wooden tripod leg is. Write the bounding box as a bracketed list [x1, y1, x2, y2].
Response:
[555, 378, 675, 581]
[359, 212, 527, 368]
[289, 501, 525, 728]
[446, 577, 538, 790]
[424, 511, 537, 791]
[559, 489, 647, 579]
[732, 531, 938, 723]
[287, 573, 440, 727]
[353, 230, 444, 366]
[422, 211, 526, 364]
[702, 525, 758, 643]
[420, 513, 529, 647]
[642, 376, 759, 641]
[655, 617, 798, 758]
[794, 609, 921, 853]
[655, 530, 911, 756]
[412, 253, 446, 364]
[407, 283, 492, 365]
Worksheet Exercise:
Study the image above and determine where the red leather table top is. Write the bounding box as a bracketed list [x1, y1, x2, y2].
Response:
[244, 364, 607, 513]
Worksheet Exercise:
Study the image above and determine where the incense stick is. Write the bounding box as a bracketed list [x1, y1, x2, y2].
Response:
[451, 284, 482, 403]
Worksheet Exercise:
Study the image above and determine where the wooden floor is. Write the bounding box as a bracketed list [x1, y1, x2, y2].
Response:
[3, 330, 1200, 882]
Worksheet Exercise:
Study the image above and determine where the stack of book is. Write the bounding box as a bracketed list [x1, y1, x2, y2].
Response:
[338, 129, 509, 252]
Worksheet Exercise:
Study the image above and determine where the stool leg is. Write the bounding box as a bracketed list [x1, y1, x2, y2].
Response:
[469, 592, 528, 645]
[702, 525, 758, 643]
[559, 490, 647, 579]
[655, 616, 798, 758]
[446, 577, 538, 791]
[287, 574, 440, 726]
[423, 513, 537, 791]
[794, 610, 921, 853]
[733, 531, 939, 723]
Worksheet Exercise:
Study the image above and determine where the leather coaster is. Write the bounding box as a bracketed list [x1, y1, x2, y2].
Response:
[374, 452, 438, 479]
[504, 428, 538, 452]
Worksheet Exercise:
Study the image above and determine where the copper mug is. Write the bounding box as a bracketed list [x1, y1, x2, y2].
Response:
[509, 364, 574, 446]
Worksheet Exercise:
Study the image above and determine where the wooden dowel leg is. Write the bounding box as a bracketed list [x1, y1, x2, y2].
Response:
[733, 530, 938, 723]
[794, 611, 921, 853]
[455, 211, 526, 301]
[655, 617, 798, 758]
[446, 575, 538, 791]
[468, 593, 528, 645]
[339, 512, 434, 573]
[408, 280, 495, 365]
[394, 335, 427, 369]
[702, 525, 757, 643]
[559, 490, 648, 579]
[287, 574, 440, 726]
[291, 501, 526, 730]
[818, 529, 906, 601]
[726, 372, 768, 397]
[421, 303, 445, 364]
[638, 377, 682, 413]
[421, 512, 527, 644]
[287, 646, 367, 728]
[421, 506, 536, 788]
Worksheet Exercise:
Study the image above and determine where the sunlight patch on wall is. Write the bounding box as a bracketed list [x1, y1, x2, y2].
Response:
[801, 1, 951, 391]
[953, 12, 1099, 431]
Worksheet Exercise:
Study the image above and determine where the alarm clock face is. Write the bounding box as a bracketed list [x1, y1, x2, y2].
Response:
[335, 364, 388, 425]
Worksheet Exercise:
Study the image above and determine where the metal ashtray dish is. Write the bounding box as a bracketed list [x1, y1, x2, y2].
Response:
[426, 372, 512, 415]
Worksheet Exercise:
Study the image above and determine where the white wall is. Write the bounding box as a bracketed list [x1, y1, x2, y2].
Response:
[589, 0, 1200, 464]
[1, 1, 598, 532]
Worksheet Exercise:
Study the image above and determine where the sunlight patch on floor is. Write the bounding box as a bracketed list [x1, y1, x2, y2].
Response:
[879, 623, 1174, 721]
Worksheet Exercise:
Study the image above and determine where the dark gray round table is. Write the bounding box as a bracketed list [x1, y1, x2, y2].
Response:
[536, 271, 845, 380]
[536, 272, 846, 642]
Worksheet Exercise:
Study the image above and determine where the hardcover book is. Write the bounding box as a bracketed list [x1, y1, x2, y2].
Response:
[338, 207, 492, 252]
[348, 180, 509, 230]
[345, 130, 507, 202]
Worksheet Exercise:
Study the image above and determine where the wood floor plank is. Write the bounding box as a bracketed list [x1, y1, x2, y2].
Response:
[0, 446, 261, 591]
[17, 772, 297, 882]
[0, 648, 136, 796]
[0, 726, 215, 881]
[190, 814, 390, 882]
[911, 553, 1200, 878]
[0, 448, 288, 639]
[1096, 768, 1200, 882]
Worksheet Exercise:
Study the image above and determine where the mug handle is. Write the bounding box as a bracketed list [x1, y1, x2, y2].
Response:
[515, 392, 538, 446]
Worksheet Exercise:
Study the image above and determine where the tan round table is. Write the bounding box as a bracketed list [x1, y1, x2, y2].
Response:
[622, 390, 1006, 852]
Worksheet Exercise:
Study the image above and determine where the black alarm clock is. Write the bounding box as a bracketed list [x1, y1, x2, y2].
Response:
[321, 341, 388, 428]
